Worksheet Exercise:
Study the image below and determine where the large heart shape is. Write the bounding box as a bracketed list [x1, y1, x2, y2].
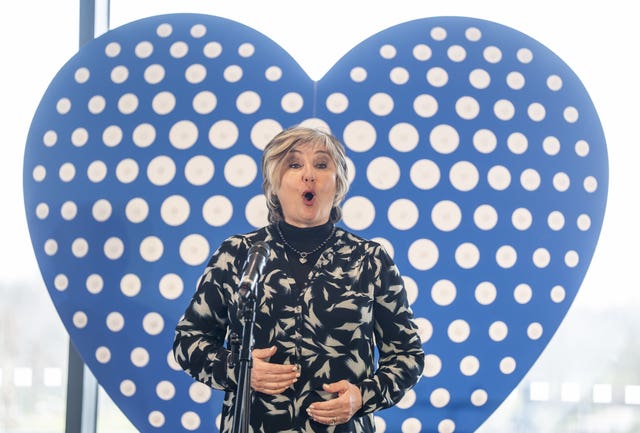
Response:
[23, 13, 607, 433]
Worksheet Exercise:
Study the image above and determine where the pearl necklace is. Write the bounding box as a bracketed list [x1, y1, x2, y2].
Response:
[276, 222, 335, 264]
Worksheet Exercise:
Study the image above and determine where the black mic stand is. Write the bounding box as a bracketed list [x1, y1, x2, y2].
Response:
[230, 286, 258, 433]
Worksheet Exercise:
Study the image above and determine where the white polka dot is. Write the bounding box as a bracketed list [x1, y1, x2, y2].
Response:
[209, 120, 239, 149]
[396, 389, 416, 409]
[507, 132, 528, 154]
[203, 195, 233, 227]
[95, 346, 111, 364]
[413, 43, 432, 61]
[520, 168, 541, 191]
[532, 247, 551, 268]
[170, 41, 188, 58]
[483, 45, 502, 63]
[86, 274, 104, 294]
[87, 95, 106, 114]
[469, 68, 490, 89]
[224, 154, 257, 187]
[388, 199, 418, 230]
[402, 275, 417, 305]
[543, 136, 561, 155]
[147, 155, 176, 186]
[494, 99, 515, 120]
[449, 161, 479, 191]
[496, 245, 517, 268]
[431, 26, 447, 41]
[43, 130, 58, 147]
[547, 74, 563, 91]
[527, 322, 543, 340]
[238, 42, 255, 57]
[528, 102, 546, 122]
[152, 91, 176, 115]
[455, 243, 479, 269]
[161, 195, 190, 226]
[110, 65, 129, 84]
[431, 279, 456, 306]
[388, 122, 418, 152]
[140, 236, 164, 262]
[390, 67, 410, 85]
[460, 355, 479, 376]
[106, 312, 125, 332]
[553, 172, 571, 192]
[471, 389, 488, 406]
[135, 40, 153, 58]
[56, 97, 71, 114]
[367, 157, 400, 190]
[342, 196, 375, 231]
[551, 285, 566, 303]
[408, 239, 439, 270]
[131, 347, 150, 367]
[414, 318, 433, 343]
[473, 129, 497, 153]
[181, 411, 201, 431]
[500, 357, 516, 374]
[448, 319, 470, 343]
[282, 92, 304, 113]
[413, 94, 438, 118]
[575, 139, 590, 157]
[487, 165, 511, 190]
[475, 281, 497, 305]
[431, 200, 461, 232]
[121, 274, 141, 297]
[118, 93, 139, 114]
[506, 71, 525, 90]
[54, 274, 68, 291]
[180, 234, 210, 266]
[514, 283, 533, 304]
[511, 208, 532, 230]
[448, 44, 466, 62]
[126, 197, 149, 223]
[423, 354, 442, 377]
[120, 379, 136, 397]
[71, 128, 89, 147]
[185, 155, 214, 186]
[185, 63, 206, 84]
[169, 120, 198, 150]
[326, 93, 349, 114]
[203, 41, 222, 58]
[250, 119, 282, 150]
[144, 64, 165, 84]
[430, 388, 451, 408]
[349, 66, 367, 82]
[584, 176, 598, 193]
[189, 382, 212, 403]
[71, 238, 89, 258]
[87, 160, 107, 182]
[59, 162, 76, 182]
[60, 201, 78, 220]
[103, 237, 123, 260]
[148, 411, 165, 428]
[73, 311, 88, 328]
[44, 239, 58, 256]
[577, 214, 591, 231]
[159, 273, 184, 300]
[564, 106, 579, 123]
[426, 67, 448, 87]
[369, 92, 394, 116]
[236, 90, 261, 114]
[401, 417, 421, 433]
[192, 90, 217, 114]
[379, 44, 397, 59]
[343, 120, 376, 152]
[116, 158, 139, 183]
[74, 67, 90, 83]
[456, 96, 479, 119]
[245, 194, 269, 228]
[565, 250, 580, 268]
[410, 159, 440, 190]
[547, 211, 565, 231]
[92, 199, 112, 222]
[489, 321, 508, 342]
[430, 124, 459, 154]
[36, 203, 49, 220]
[32, 165, 46, 182]
[143, 312, 164, 336]
[131, 123, 156, 148]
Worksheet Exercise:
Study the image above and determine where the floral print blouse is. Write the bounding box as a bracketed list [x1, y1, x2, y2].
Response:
[173, 224, 425, 433]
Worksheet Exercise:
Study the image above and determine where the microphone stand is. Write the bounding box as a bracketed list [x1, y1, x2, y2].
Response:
[231, 287, 257, 433]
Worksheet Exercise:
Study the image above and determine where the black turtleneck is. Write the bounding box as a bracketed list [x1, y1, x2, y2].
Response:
[276, 220, 334, 288]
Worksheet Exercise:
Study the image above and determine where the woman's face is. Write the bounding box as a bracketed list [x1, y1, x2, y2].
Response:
[276, 141, 337, 227]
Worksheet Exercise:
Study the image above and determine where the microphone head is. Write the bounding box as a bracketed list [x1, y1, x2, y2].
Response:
[249, 240, 270, 258]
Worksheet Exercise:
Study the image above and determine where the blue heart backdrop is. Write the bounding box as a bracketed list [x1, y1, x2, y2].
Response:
[23, 13, 607, 433]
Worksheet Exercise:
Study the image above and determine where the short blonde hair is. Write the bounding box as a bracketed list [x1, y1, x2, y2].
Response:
[261, 126, 349, 223]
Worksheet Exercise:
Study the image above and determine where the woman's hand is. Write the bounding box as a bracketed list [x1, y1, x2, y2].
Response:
[250, 346, 299, 395]
[306, 380, 363, 425]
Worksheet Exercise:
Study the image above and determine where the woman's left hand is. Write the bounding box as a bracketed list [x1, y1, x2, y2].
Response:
[306, 380, 363, 425]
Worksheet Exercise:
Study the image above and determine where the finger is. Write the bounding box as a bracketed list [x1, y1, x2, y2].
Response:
[252, 345, 277, 360]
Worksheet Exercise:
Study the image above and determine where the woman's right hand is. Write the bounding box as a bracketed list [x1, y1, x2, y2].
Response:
[250, 346, 299, 395]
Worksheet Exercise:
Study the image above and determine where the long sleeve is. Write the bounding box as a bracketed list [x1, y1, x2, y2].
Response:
[172, 240, 244, 391]
[356, 245, 425, 414]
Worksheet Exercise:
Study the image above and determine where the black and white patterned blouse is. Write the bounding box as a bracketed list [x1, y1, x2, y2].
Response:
[173, 224, 425, 433]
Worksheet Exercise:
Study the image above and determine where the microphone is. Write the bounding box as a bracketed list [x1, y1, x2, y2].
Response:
[238, 241, 270, 302]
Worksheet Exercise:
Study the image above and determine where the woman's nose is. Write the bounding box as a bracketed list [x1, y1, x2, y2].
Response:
[302, 167, 315, 182]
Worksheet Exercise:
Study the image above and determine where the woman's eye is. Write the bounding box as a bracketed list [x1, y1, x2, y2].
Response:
[288, 162, 301, 169]
[316, 162, 328, 169]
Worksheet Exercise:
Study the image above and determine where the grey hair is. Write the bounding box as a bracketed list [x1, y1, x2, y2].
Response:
[261, 126, 349, 223]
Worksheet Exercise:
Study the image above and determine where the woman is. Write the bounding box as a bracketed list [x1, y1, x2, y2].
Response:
[173, 126, 425, 432]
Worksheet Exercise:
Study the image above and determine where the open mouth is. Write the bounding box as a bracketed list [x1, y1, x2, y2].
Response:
[303, 191, 315, 202]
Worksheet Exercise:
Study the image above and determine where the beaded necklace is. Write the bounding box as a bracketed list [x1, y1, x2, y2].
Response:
[276, 222, 335, 264]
